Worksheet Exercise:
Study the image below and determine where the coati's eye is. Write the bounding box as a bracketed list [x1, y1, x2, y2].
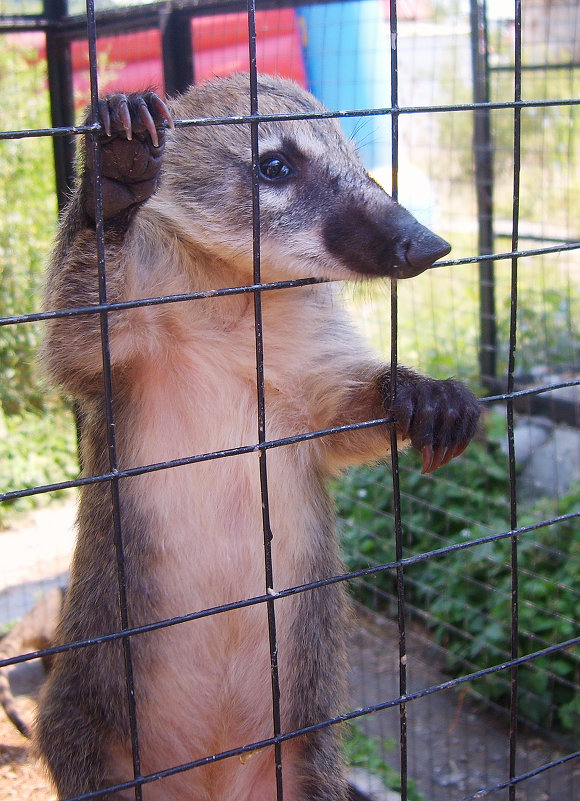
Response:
[258, 153, 294, 182]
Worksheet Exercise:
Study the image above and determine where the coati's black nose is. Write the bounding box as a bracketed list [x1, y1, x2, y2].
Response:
[322, 196, 452, 279]
[391, 222, 451, 279]
[405, 230, 451, 271]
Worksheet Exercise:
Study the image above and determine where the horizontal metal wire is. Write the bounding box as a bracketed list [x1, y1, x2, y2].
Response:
[456, 751, 580, 801]
[0, 416, 393, 501]
[481, 379, 580, 403]
[2, 95, 580, 140]
[0, 277, 326, 327]
[1, 238, 579, 329]
[491, 61, 580, 73]
[1, 378, 578, 504]
[2, 378, 578, 504]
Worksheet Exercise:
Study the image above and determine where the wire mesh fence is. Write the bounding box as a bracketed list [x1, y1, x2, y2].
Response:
[0, 1, 579, 800]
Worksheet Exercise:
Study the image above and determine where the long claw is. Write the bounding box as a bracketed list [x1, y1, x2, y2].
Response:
[119, 98, 132, 140]
[151, 94, 175, 130]
[438, 447, 456, 468]
[434, 446, 451, 469]
[429, 446, 446, 472]
[451, 440, 469, 460]
[421, 444, 434, 474]
[138, 101, 159, 148]
[426, 448, 436, 472]
[427, 440, 468, 472]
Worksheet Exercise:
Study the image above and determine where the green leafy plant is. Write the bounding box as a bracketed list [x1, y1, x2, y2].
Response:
[344, 723, 426, 801]
[335, 414, 580, 737]
[0, 41, 79, 528]
[504, 288, 580, 375]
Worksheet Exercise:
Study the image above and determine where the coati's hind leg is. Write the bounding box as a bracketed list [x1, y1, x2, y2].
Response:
[301, 728, 350, 800]
[36, 636, 128, 800]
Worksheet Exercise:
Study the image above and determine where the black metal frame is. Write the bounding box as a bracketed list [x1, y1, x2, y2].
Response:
[470, 0, 496, 386]
[0, 1, 579, 800]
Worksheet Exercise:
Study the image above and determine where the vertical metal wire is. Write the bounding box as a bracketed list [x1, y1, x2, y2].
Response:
[246, 1, 284, 797]
[388, 2, 408, 800]
[507, 2, 522, 798]
[85, 2, 143, 797]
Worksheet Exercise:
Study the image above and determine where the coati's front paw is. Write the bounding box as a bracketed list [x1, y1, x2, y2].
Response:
[386, 376, 481, 474]
[83, 91, 174, 220]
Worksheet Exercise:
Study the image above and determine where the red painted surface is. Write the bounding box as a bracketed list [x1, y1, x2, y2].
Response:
[13, 9, 306, 109]
[192, 10, 306, 86]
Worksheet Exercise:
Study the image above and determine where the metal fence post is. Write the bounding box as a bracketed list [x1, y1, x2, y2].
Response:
[160, 6, 195, 96]
[470, 0, 497, 386]
[44, 0, 76, 213]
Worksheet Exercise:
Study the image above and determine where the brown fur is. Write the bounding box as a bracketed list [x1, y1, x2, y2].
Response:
[36, 74, 480, 800]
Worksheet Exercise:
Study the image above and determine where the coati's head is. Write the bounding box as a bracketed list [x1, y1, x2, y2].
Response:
[153, 74, 450, 282]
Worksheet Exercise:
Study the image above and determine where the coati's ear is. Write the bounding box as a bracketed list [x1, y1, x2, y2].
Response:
[82, 91, 174, 221]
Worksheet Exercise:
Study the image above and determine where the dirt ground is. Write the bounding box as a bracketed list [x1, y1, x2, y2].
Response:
[349, 614, 579, 801]
[0, 663, 53, 801]
[1, 502, 578, 801]
[0, 501, 74, 801]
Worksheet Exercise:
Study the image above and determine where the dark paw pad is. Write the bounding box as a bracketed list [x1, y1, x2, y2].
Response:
[83, 91, 174, 220]
[388, 377, 481, 473]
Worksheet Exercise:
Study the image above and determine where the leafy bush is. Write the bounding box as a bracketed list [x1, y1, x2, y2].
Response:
[0, 41, 80, 531]
[0, 40, 58, 415]
[334, 416, 580, 736]
[344, 724, 426, 801]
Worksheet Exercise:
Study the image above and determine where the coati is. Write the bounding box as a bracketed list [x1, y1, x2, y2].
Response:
[37, 74, 480, 801]
[0, 586, 65, 738]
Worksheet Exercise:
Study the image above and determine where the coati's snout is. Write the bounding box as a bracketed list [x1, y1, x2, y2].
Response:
[323, 195, 451, 280]
[157, 75, 451, 282]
